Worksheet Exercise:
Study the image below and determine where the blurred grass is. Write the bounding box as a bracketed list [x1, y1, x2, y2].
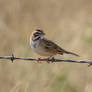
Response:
[82, 23, 92, 44]
[52, 72, 77, 92]
[0, 0, 92, 92]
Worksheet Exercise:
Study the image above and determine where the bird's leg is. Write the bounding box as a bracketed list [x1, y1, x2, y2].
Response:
[36, 56, 54, 64]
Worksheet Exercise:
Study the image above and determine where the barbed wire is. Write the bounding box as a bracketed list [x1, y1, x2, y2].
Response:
[0, 54, 92, 67]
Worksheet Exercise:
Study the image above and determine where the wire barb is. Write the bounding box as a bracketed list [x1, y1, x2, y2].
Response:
[51, 57, 55, 63]
[11, 54, 15, 63]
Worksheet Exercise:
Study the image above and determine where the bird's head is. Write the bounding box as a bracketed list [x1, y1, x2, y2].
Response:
[32, 29, 45, 41]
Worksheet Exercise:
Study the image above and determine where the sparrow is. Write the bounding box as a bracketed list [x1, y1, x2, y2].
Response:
[30, 29, 79, 63]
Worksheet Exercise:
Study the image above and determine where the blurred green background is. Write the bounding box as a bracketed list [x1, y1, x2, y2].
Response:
[0, 0, 92, 92]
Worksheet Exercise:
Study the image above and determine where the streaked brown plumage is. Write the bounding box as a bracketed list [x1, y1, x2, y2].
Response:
[39, 37, 79, 56]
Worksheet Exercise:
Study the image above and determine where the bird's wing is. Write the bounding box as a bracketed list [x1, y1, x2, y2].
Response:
[40, 38, 79, 56]
[40, 38, 64, 55]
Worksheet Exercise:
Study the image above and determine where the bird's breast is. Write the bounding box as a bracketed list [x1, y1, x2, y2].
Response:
[31, 40, 38, 49]
[31, 40, 55, 56]
[31, 40, 42, 54]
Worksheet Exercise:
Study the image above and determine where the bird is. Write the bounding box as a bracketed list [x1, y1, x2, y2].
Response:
[30, 29, 79, 63]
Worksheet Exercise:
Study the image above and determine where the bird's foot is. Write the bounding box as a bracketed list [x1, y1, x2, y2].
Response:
[46, 58, 50, 64]
[46, 56, 55, 64]
[36, 57, 42, 63]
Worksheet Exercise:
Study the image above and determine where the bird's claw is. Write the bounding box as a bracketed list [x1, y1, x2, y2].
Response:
[36, 58, 42, 63]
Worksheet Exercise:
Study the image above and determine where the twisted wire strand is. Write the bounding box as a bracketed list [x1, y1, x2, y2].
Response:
[0, 54, 92, 66]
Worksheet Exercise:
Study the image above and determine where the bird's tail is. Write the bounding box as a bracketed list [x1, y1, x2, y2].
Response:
[63, 50, 80, 57]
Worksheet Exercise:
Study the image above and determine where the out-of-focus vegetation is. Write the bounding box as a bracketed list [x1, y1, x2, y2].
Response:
[0, 0, 92, 92]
